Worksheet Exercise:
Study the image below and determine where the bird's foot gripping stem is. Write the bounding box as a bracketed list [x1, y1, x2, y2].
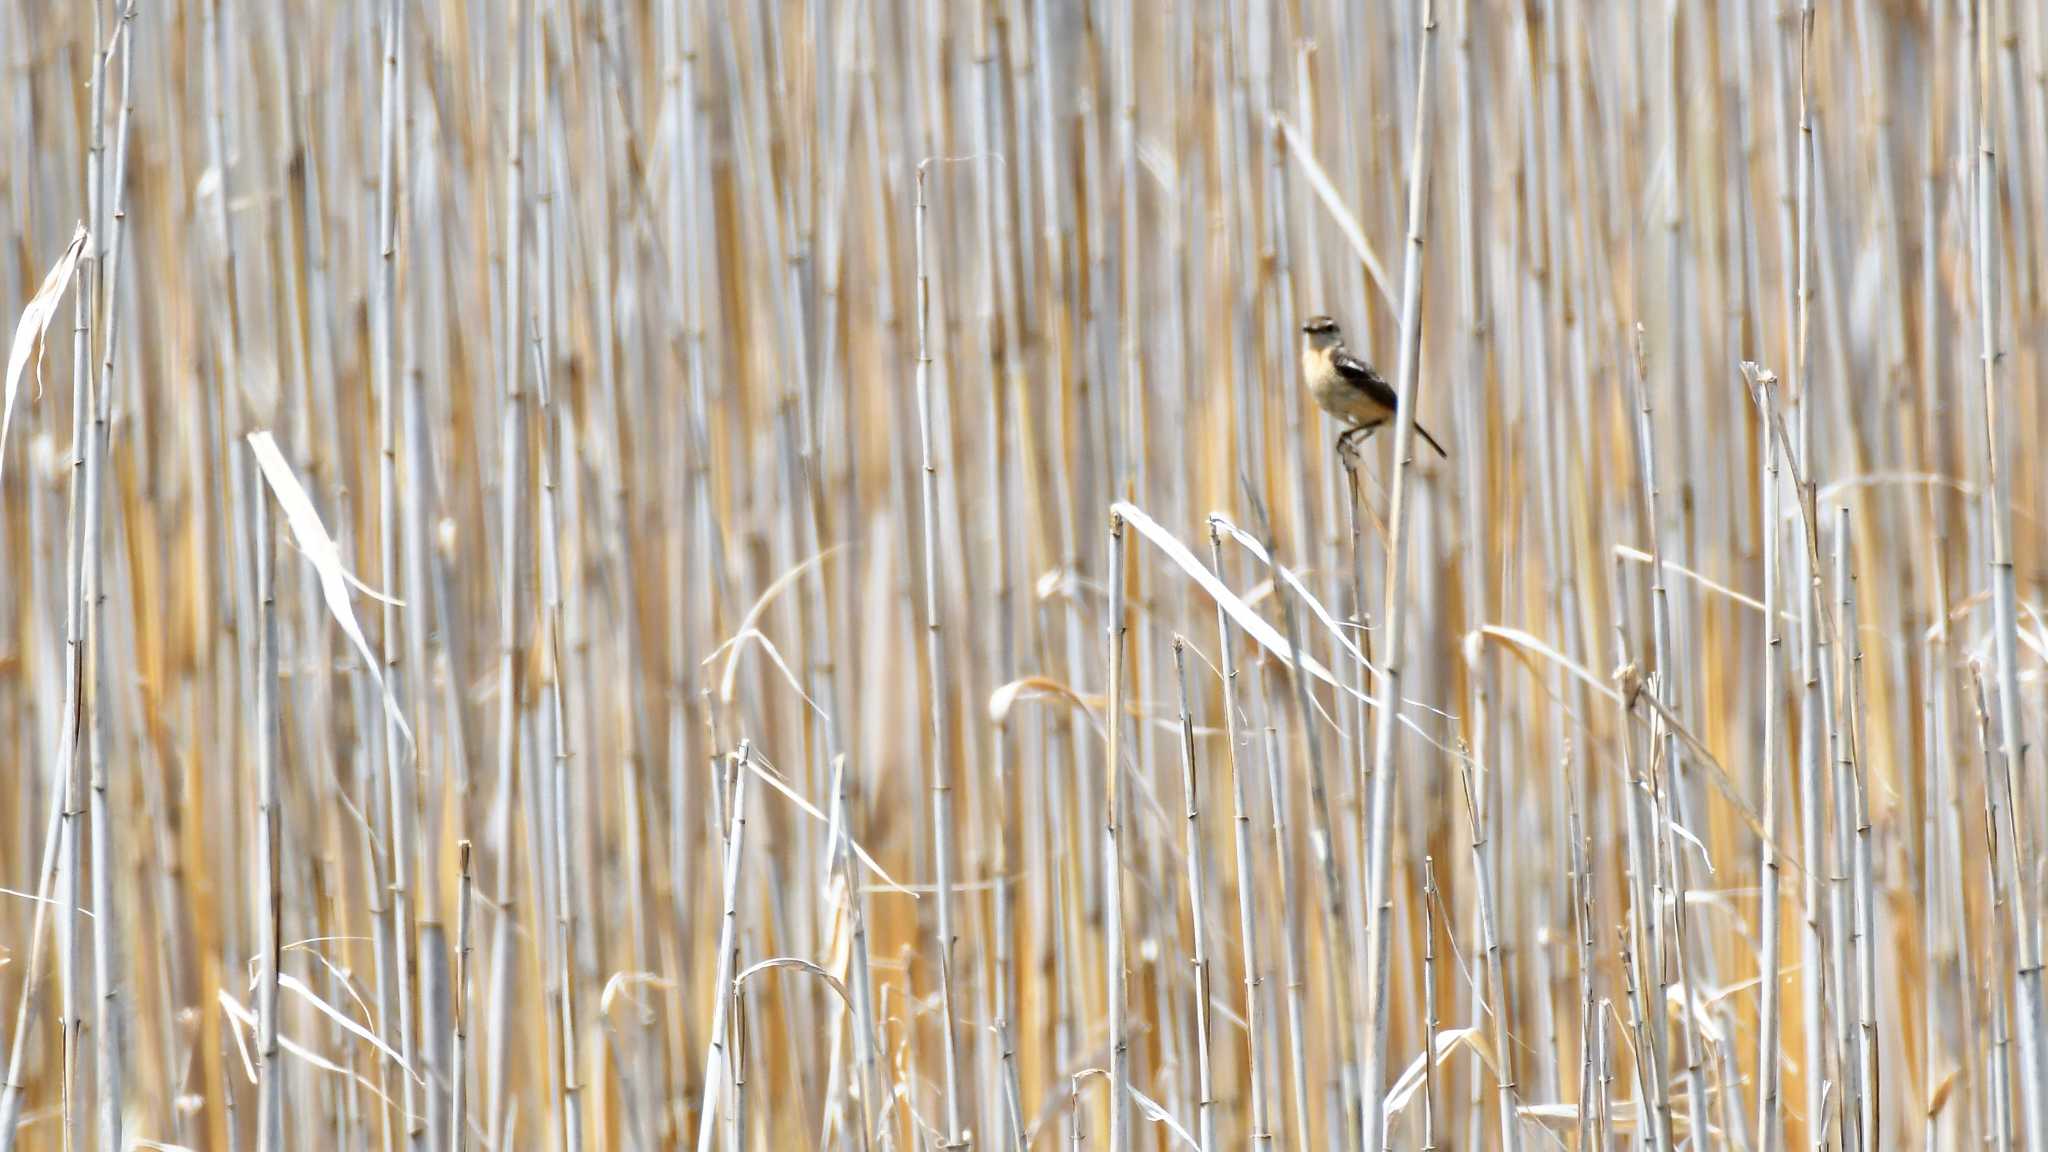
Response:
[1335, 424, 1371, 465]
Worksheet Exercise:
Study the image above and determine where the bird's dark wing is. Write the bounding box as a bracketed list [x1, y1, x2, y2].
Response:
[1336, 348, 1449, 457]
[1331, 348, 1400, 409]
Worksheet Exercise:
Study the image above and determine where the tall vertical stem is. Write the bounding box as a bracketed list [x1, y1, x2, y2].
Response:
[911, 164, 968, 1149]
[1971, 0, 2048, 1140]
[1359, 1, 1439, 1143]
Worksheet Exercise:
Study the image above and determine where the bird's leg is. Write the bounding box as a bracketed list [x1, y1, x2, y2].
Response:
[1335, 422, 1379, 464]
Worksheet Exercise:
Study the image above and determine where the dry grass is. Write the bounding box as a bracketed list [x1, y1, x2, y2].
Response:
[3, 0, 2046, 1148]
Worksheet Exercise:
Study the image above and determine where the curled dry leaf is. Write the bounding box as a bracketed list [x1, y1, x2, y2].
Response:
[247, 430, 413, 750]
[2, 224, 89, 486]
[988, 675, 1103, 725]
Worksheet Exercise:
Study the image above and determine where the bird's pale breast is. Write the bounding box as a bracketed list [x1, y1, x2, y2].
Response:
[1303, 348, 1394, 426]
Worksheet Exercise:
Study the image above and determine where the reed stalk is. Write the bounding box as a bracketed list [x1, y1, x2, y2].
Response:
[1359, 1, 1440, 1144]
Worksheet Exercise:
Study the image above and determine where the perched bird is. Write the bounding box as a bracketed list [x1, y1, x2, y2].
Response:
[1299, 314, 1446, 458]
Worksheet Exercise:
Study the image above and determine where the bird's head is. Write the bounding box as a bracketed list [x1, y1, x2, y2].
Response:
[1300, 314, 1342, 349]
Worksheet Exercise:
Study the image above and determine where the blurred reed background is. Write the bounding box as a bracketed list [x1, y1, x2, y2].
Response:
[2, 0, 2045, 1148]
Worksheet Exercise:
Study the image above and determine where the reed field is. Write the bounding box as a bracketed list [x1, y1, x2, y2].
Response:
[6, 0, 2048, 1147]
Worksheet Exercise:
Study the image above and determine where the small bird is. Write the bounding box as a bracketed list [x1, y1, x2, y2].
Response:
[1299, 315, 1447, 459]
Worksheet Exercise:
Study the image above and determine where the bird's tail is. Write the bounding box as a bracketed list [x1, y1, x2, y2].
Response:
[1414, 422, 1448, 458]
